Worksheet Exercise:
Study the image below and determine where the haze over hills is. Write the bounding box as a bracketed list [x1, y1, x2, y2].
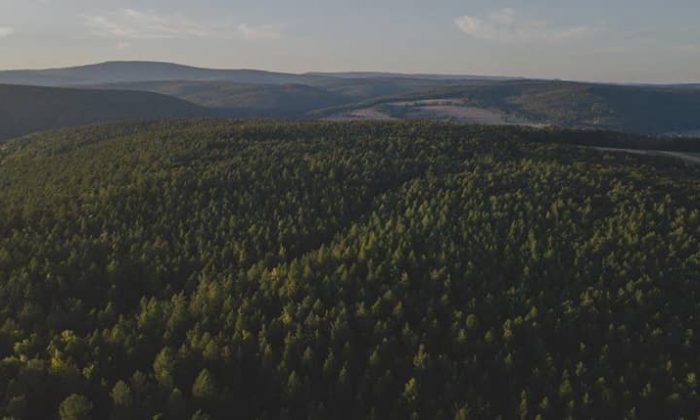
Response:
[305, 71, 516, 81]
[0, 61, 512, 87]
[0, 61, 699, 139]
[0, 61, 331, 87]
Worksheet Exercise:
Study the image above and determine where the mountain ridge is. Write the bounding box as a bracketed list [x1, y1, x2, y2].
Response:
[0, 61, 699, 138]
[0, 61, 332, 86]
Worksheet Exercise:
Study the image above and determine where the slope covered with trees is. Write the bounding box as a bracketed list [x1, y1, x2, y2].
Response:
[321, 81, 700, 135]
[92, 81, 355, 117]
[0, 120, 698, 419]
[0, 85, 209, 141]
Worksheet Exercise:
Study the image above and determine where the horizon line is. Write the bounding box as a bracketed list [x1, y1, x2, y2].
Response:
[0, 59, 698, 86]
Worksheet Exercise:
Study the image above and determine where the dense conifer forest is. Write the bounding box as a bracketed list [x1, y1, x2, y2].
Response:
[0, 120, 698, 419]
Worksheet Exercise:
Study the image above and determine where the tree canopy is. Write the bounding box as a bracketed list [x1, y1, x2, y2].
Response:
[0, 120, 698, 418]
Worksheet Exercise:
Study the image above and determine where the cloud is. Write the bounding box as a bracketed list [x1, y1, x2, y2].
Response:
[455, 8, 597, 43]
[84, 9, 282, 44]
[0, 27, 14, 38]
[237, 23, 281, 41]
[84, 9, 209, 40]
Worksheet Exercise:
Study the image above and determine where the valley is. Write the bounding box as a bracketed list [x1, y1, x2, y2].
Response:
[0, 62, 699, 140]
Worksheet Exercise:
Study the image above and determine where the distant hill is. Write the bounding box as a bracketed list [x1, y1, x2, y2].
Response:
[320, 80, 700, 135]
[0, 84, 209, 140]
[1, 61, 698, 137]
[92, 78, 470, 116]
[0, 61, 330, 87]
[510, 82, 700, 134]
[92, 81, 355, 117]
[306, 71, 514, 81]
[315, 77, 483, 100]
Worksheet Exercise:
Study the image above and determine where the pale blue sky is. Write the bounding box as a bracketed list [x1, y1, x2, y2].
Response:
[0, 0, 698, 82]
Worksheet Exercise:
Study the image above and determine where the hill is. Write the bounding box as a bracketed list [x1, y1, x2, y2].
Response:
[1, 61, 699, 136]
[93, 81, 356, 117]
[321, 80, 700, 135]
[93, 76, 700, 135]
[92, 78, 468, 117]
[0, 61, 511, 88]
[0, 61, 330, 87]
[306, 71, 515, 81]
[0, 120, 698, 419]
[0, 84, 209, 140]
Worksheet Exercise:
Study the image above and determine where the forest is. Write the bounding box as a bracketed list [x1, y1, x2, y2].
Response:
[0, 120, 698, 419]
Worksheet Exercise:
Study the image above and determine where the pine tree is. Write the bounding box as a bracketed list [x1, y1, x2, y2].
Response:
[59, 394, 93, 420]
[111, 380, 133, 407]
[192, 369, 217, 401]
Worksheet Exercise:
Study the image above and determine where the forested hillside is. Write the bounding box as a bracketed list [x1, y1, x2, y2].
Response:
[0, 121, 698, 419]
[92, 81, 355, 117]
[0, 85, 209, 141]
[322, 81, 700, 135]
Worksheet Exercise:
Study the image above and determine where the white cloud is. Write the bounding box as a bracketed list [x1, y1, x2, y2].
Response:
[0, 27, 14, 38]
[84, 9, 282, 43]
[237, 23, 281, 41]
[455, 8, 597, 43]
[84, 9, 209, 40]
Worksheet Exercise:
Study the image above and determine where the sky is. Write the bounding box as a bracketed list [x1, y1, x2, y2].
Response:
[0, 0, 698, 83]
